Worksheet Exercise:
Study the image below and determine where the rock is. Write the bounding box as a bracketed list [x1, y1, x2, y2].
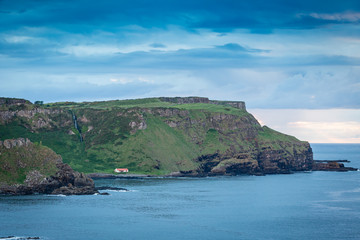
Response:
[24, 170, 45, 186]
[87, 173, 118, 179]
[87, 173, 150, 179]
[165, 171, 183, 177]
[74, 172, 94, 187]
[159, 97, 246, 110]
[87, 126, 93, 132]
[0, 97, 31, 106]
[0, 138, 98, 195]
[312, 161, 358, 172]
[68, 130, 75, 135]
[128, 112, 147, 134]
[0, 236, 40, 239]
[1, 138, 31, 149]
[0, 107, 61, 126]
[51, 186, 97, 195]
[159, 97, 210, 104]
[95, 186, 128, 191]
[38, 162, 98, 195]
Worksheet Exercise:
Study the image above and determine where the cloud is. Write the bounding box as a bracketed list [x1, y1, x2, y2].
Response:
[288, 121, 360, 143]
[215, 43, 270, 53]
[302, 12, 360, 23]
[4, 35, 34, 43]
[250, 109, 360, 143]
[0, 0, 360, 111]
[0, 73, 162, 103]
[270, 68, 360, 109]
[110, 78, 133, 84]
[149, 43, 166, 48]
[2, 0, 360, 34]
[109, 77, 153, 84]
[1, 40, 359, 109]
[59, 45, 121, 57]
[289, 121, 360, 130]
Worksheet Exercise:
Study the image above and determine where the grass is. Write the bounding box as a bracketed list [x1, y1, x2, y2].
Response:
[0, 143, 59, 184]
[200, 128, 229, 155]
[46, 98, 175, 110]
[0, 122, 87, 171]
[83, 115, 200, 174]
[255, 126, 310, 156]
[171, 103, 248, 116]
[45, 98, 247, 117]
[258, 126, 299, 142]
[0, 106, 202, 174]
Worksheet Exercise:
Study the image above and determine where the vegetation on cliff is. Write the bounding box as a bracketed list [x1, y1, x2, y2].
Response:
[0, 138, 58, 184]
[0, 137, 97, 195]
[0, 97, 313, 176]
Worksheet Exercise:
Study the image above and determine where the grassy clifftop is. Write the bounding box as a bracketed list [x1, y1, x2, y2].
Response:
[0, 97, 313, 175]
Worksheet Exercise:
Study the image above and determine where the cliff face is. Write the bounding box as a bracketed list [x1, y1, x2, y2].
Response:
[0, 97, 33, 111]
[159, 97, 246, 110]
[0, 97, 313, 176]
[0, 138, 97, 195]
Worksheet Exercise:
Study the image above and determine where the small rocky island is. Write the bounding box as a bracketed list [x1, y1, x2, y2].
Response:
[0, 138, 98, 195]
[312, 160, 358, 172]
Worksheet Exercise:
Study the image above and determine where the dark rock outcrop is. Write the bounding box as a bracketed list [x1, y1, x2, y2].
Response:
[0, 97, 31, 106]
[159, 96, 246, 110]
[312, 160, 358, 172]
[176, 145, 313, 176]
[95, 186, 129, 191]
[159, 97, 211, 104]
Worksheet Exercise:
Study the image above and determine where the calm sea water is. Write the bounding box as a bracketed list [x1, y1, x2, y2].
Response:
[1, 144, 360, 240]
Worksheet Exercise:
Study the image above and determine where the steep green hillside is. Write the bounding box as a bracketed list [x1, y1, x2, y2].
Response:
[0, 138, 59, 184]
[0, 97, 313, 175]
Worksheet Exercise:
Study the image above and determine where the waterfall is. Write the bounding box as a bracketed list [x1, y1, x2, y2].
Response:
[70, 110, 83, 142]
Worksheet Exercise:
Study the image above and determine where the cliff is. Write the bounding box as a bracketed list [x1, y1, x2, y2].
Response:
[0, 97, 314, 176]
[0, 138, 98, 195]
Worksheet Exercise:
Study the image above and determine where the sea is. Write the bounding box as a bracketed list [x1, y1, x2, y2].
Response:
[0, 144, 360, 240]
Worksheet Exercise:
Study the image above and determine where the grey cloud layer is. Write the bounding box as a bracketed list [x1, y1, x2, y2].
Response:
[2, 0, 360, 32]
[0, 0, 359, 108]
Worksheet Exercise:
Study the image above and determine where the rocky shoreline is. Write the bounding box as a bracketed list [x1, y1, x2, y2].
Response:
[87, 173, 153, 179]
[0, 138, 357, 196]
[1, 163, 357, 196]
[86, 159, 358, 180]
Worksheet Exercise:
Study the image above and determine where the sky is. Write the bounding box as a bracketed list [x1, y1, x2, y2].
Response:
[0, 0, 359, 143]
